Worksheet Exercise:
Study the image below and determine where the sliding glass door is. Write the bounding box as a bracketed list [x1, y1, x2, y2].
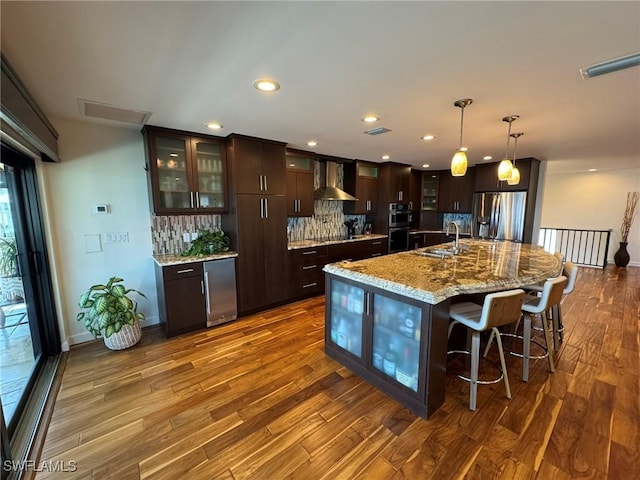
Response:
[0, 145, 60, 479]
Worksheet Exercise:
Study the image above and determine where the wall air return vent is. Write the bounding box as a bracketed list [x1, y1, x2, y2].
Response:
[78, 99, 152, 125]
[364, 127, 391, 136]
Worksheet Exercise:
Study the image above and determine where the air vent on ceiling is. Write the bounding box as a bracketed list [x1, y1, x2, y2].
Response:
[364, 127, 391, 136]
[78, 99, 152, 125]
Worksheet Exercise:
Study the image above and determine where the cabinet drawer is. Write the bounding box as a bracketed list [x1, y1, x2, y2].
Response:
[289, 245, 328, 263]
[162, 262, 204, 281]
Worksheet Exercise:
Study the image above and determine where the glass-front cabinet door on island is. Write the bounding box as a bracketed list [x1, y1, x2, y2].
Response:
[326, 277, 424, 395]
[144, 127, 227, 214]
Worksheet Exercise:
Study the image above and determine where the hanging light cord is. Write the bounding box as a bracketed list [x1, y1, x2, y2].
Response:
[459, 106, 465, 150]
[504, 121, 513, 158]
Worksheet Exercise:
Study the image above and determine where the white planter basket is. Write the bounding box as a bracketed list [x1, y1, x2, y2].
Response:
[103, 322, 142, 350]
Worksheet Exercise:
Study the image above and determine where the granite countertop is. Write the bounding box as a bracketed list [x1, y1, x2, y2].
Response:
[410, 229, 472, 236]
[153, 251, 238, 267]
[323, 239, 562, 305]
[288, 233, 388, 250]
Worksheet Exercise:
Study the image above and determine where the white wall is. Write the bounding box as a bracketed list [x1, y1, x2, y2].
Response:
[41, 118, 158, 348]
[540, 166, 640, 267]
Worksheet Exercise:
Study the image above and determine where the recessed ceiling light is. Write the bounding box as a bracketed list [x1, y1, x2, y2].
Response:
[588, 168, 597, 172]
[306, 140, 318, 147]
[421, 135, 435, 141]
[382, 155, 390, 160]
[483, 155, 493, 161]
[169, 153, 178, 157]
[206, 122, 223, 130]
[422, 164, 430, 168]
[362, 115, 380, 123]
[253, 79, 280, 92]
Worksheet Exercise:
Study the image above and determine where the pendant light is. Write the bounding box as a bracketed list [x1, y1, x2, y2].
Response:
[507, 132, 523, 185]
[498, 115, 519, 181]
[451, 98, 473, 177]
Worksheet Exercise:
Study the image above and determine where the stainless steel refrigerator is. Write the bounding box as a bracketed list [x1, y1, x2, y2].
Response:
[472, 192, 527, 242]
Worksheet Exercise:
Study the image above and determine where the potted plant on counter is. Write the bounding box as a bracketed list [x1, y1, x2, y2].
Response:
[77, 276, 146, 350]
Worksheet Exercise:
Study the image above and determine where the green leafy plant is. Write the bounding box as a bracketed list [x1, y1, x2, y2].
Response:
[77, 276, 146, 338]
[181, 229, 230, 256]
[0, 236, 17, 277]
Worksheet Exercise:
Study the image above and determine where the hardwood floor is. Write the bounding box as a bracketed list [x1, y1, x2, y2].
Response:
[35, 266, 638, 479]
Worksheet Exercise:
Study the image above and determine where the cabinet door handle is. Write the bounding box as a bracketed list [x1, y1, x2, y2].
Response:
[263, 175, 268, 191]
[302, 264, 317, 270]
[259, 198, 264, 218]
[177, 268, 195, 274]
[366, 200, 371, 211]
[259, 175, 263, 191]
[302, 250, 317, 255]
[302, 282, 317, 289]
[195, 191, 200, 208]
[365, 292, 371, 315]
[264, 197, 268, 218]
[190, 192, 195, 208]
[204, 272, 211, 314]
[371, 253, 382, 257]
[372, 241, 382, 245]
[399, 191, 403, 201]
[200, 280, 204, 295]
[409, 201, 413, 210]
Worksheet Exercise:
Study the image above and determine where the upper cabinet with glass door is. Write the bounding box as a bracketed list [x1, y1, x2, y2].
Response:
[143, 126, 228, 214]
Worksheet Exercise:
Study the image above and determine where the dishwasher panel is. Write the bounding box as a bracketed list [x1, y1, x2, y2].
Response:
[204, 258, 238, 327]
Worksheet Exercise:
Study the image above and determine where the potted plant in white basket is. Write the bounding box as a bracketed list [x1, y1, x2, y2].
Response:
[77, 276, 146, 350]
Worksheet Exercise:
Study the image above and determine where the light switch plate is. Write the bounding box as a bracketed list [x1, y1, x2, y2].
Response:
[84, 234, 102, 253]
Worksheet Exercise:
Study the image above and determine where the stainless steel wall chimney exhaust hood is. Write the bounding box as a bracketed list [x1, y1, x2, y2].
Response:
[314, 161, 358, 201]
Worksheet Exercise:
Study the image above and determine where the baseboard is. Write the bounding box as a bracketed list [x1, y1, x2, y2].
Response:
[65, 315, 160, 347]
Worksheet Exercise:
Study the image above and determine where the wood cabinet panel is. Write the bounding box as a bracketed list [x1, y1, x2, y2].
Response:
[228, 136, 286, 195]
[155, 261, 206, 337]
[143, 126, 227, 214]
[437, 168, 475, 213]
[286, 170, 314, 217]
[475, 158, 535, 192]
[343, 161, 379, 215]
[235, 194, 287, 313]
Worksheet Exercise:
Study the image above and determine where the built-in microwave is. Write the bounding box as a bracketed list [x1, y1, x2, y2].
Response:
[389, 203, 412, 227]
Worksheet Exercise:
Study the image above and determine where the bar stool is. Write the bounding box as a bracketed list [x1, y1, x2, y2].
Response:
[526, 261, 578, 349]
[516, 276, 567, 381]
[447, 289, 525, 410]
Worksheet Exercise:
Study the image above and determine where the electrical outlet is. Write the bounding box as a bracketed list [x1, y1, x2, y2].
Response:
[104, 232, 129, 244]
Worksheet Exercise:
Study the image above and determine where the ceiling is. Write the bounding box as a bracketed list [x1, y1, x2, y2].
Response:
[1, 1, 639, 174]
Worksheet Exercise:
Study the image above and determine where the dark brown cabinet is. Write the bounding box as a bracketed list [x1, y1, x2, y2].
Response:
[324, 274, 449, 418]
[437, 168, 475, 213]
[286, 149, 315, 217]
[227, 135, 286, 195]
[223, 136, 288, 315]
[143, 126, 228, 214]
[233, 194, 288, 313]
[343, 161, 379, 214]
[379, 162, 411, 203]
[155, 262, 206, 337]
[288, 246, 328, 298]
[474, 157, 538, 193]
[409, 170, 423, 212]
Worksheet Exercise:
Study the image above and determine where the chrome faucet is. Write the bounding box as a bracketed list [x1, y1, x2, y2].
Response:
[446, 221, 460, 254]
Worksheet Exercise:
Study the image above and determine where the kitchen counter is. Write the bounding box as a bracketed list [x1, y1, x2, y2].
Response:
[323, 239, 561, 418]
[324, 239, 560, 304]
[288, 233, 388, 250]
[153, 251, 238, 267]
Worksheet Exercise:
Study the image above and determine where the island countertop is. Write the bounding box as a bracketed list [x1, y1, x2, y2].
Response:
[323, 239, 561, 305]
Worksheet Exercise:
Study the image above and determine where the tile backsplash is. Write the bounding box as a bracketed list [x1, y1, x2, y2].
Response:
[442, 213, 472, 234]
[152, 214, 221, 255]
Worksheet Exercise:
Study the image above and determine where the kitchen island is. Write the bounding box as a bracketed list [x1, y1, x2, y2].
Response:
[323, 239, 561, 418]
